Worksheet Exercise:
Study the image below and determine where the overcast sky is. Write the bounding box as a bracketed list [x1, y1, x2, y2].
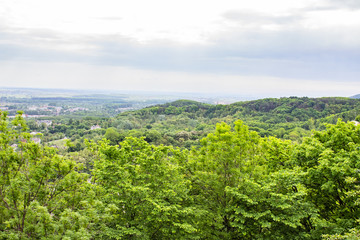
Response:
[0, 0, 359, 97]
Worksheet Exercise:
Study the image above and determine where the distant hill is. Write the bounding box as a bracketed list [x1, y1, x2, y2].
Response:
[129, 96, 359, 121]
[116, 97, 360, 145]
[351, 94, 360, 99]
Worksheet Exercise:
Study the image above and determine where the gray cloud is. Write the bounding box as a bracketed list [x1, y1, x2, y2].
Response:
[1, 11, 359, 85]
[325, 0, 360, 9]
[222, 10, 303, 25]
[0, 28, 99, 62]
[296, 1, 360, 12]
[84, 23, 360, 81]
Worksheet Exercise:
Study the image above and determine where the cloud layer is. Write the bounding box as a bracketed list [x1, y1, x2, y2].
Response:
[0, 0, 359, 97]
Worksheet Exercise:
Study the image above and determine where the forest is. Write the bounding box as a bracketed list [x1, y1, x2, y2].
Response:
[1, 96, 360, 239]
[28, 96, 360, 151]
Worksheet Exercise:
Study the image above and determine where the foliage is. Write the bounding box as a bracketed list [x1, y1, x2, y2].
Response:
[295, 120, 360, 236]
[2, 96, 360, 239]
[0, 111, 105, 239]
[87, 137, 201, 239]
[186, 121, 317, 239]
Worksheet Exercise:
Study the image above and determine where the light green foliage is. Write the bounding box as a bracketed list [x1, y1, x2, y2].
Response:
[3, 103, 360, 239]
[87, 137, 201, 239]
[295, 119, 360, 235]
[322, 174, 360, 239]
[104, 127, 123, 145]
[323, 228, 360, 240]
[188, 120, 316, 239]
[0, 111, 104, 239]
[226, 169, 316, 239]
[261, 136, 294, 172]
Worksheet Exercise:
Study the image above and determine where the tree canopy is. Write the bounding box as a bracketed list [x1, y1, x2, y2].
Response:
[1, 105, 360, 239]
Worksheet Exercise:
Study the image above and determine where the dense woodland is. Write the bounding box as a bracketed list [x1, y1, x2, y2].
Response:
[1, 96, 360, 239]
[27, 96, 360, 150]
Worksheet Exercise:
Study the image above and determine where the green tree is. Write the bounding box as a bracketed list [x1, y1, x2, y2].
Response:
[322, 174, 360, 239]
[355, 115, 360, 122]
[187, 121, 261, 238]
[188, 121, 315, 239]
[294, 119, 360, 236]
[87, 137, 201, 239]
[0, 111, 104, 239]
[104, 127, 122, 145]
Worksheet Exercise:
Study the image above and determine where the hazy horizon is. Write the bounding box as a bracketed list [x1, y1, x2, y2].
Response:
[0, 86, 357, 101]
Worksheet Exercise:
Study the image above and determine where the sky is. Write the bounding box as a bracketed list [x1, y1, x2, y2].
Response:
[0, 0, 359, 98]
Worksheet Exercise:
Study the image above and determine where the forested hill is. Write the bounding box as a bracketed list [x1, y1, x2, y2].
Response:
[31, 96, 360, 151]
[115, 97, 360, 145]
[351, 94, 360, 99]
[3, 98, 360, 239]
[133, 97, 358, 120]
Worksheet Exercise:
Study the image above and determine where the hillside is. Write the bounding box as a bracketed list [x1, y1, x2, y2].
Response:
[24, 96, 360, 150]
[351, 94, 360, 99]
[3, 107, 360, 239]
[114, 97, 360, 147]
[5, 97, 360, 239]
